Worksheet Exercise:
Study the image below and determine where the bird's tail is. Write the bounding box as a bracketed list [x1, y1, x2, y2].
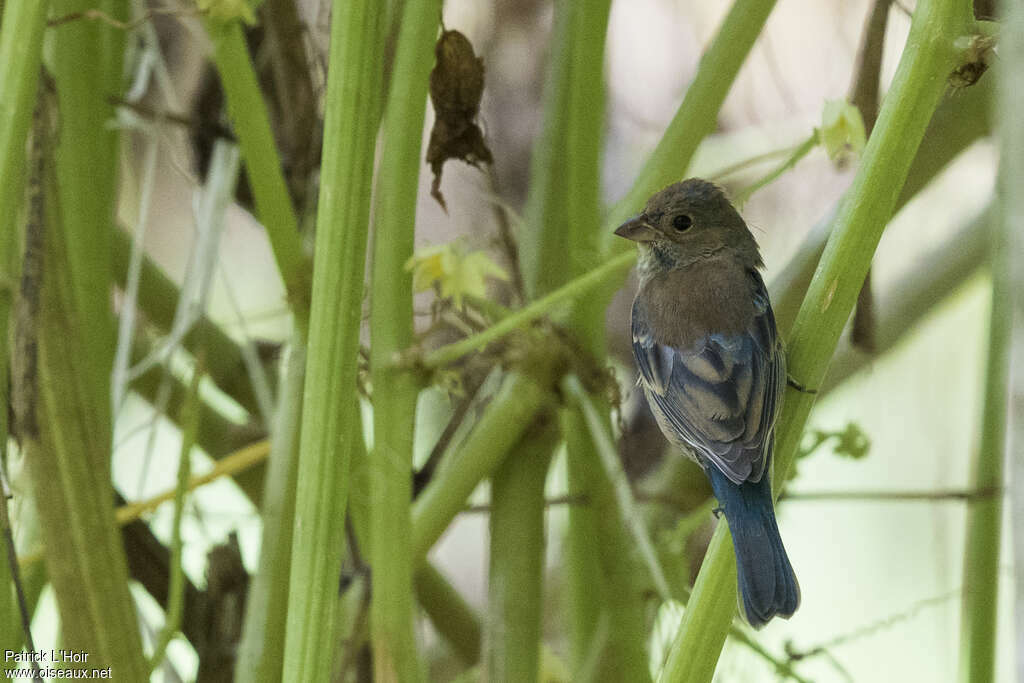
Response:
[707, 467, 800, 629]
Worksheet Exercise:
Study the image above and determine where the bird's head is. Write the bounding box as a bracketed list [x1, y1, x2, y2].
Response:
[615, 179, 762, 271]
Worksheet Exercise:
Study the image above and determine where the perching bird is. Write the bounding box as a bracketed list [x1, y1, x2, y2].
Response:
[616, 178, 799, 628]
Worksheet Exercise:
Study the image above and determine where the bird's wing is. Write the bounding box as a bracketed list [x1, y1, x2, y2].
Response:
[632, 270, 785, 485]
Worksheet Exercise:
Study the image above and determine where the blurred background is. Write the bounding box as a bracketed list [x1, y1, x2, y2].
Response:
[11, 0, 1010, 680]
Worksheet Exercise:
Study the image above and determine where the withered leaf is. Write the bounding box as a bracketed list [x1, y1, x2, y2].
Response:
[426, 29, 493, 211]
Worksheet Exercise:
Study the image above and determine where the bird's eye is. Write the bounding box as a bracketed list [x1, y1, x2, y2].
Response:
[672, 214, 693, 231]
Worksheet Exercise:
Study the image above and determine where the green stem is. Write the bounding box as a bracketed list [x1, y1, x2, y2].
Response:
[411, 372, 552, 563]
[148, 365, 201, 672]
[824, 205, 990, 393]
[0, 0, 48, 654]
[560, 408, 651, 682]
[205, 18, 311, 329]
[417, 251, 635, 369]
[48, 0, 124, 471]
[770, 72, 993, 335]
[563, 375, 670, 600]
[281, 1, 384, 680]
[958, 16, 1018, 681]
[367, 0, 441, 677]
[485, 422, 557, 682]
[733, 133, 818, 205]
[414, 564, 482, 665]
[603, 0, 780, 240]
[520, 0, 612, 300]
[27, 119, 147, 679]
[658, 0, 972, 679]
[236, 335, 305, 682]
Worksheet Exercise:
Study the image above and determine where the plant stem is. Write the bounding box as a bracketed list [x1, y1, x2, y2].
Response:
[563, 376, 670, 600]
[280, 1, 384, 679]
[733, 133, 818, 205]
[47, 0, 124, 469]
[485, 421, 557, 682]
[658, 0, 972, 679]
[0, 0, 48, 655]
[417, 251, 636, 369]
[368, 0, 441, 678]
[412, 372, 553, 563]
[148, 365, 201, 672]
[23, 103, 147, 678]
[603, 0, 779, 241]
[958, 13, 1018, 680]
[770, 72, 993, 335]
[205, 18, 311, 330]
[236, 336, 305, 682]
[414, 564, 482, 665]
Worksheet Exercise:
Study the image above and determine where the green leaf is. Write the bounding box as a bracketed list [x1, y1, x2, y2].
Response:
[818, 99, 867, 162]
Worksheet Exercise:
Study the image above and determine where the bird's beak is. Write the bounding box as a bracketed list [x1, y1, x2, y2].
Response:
[614, 215, 658, 242]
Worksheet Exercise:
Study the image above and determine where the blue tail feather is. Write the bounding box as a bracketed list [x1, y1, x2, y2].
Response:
[707, 467, 800, 629]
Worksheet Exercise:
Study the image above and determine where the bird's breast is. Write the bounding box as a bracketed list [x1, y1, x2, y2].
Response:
[637, 258, 758, 350]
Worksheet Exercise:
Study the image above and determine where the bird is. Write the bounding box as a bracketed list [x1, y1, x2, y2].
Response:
[615, 178, 799, 628]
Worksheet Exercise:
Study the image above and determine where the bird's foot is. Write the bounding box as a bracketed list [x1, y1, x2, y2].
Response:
[711, 506, 724, 519]
[787, 374, 818, 394]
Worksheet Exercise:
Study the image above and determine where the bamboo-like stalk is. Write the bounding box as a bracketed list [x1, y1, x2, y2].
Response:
[23, 116, 147, 679]
[366, 0, 442, 677]
[411, 373, 553, 563]
[235, 335, 305, 682]
[414, 564, 483, 666]
[770, 74, 994, 335]
[957, 18, 1018, 682]
[658, 0, 973, 679]
[205, 18, 311, 329]
[603, 0, 779, 240]
[485, 421, 557, 682]
[0, 0, 48, 653]
[47, 0, 124, 470]
[515, 3, 621, 675]
[279, 1, 385, 679]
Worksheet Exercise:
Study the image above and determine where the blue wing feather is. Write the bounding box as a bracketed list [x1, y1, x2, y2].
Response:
[631, 270, 785, 484]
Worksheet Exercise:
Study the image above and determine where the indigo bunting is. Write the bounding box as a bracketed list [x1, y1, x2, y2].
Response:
[616, 179, 799, 628]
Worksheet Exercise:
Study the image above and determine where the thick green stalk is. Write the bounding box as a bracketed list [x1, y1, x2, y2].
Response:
[518, 5, 618, 672]
[958, 10, 1018, 680]
[25, 141, 147, 679]
[604, 0, 778, 239]
[0, 0, 47, 286]
[236, 336, 305, 682]
[485, 421, 557, 682]
[659, 0, 972, 680]
[414, 564, 483, 665]
[281, 1, 385, 679]
[824, 206, 990, 392]
[0, 0, 48, 654]
[521, 0, 612, 300]
[560, 410, 605, 671]
[412, 372, 552, 563]
[205, 18, 311, 328]
[47, 0, 124, 471]
[367, 0, 440, 678]
[770, 73, 994, 335]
